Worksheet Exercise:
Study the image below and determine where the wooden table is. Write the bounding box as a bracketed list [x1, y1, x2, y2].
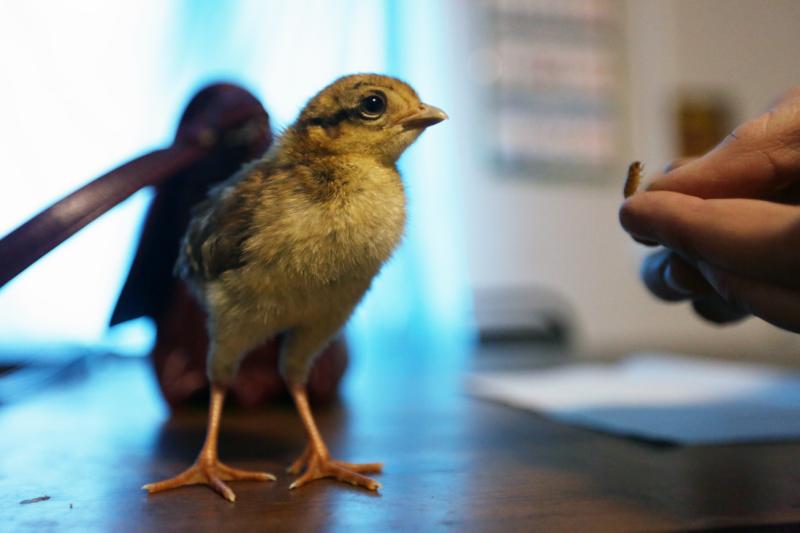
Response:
[2, 349, 799, 532]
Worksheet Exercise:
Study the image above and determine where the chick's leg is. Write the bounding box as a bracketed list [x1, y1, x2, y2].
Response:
[281, 317, 382, 490]
[143, 384, 276, 501]
[288, 384, 382, 491]
[286, 442, 381, 476]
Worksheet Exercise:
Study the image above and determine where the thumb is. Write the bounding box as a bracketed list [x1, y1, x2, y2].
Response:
[647, 89, 800, 199]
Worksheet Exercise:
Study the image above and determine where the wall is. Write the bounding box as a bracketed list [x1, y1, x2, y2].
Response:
[460, 0, 800, 361]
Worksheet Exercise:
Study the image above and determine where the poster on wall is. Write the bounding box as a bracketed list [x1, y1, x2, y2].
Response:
[480, 0, 623, 184]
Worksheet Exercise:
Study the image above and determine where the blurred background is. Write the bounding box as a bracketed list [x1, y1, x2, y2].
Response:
[1, 0, 799, 392]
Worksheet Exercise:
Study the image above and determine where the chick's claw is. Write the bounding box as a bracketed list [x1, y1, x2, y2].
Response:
[288, 451, 383, 491]
[287, 445, 312, 475]
[287, 444, 382, 475]
[143, 460, 276, 502]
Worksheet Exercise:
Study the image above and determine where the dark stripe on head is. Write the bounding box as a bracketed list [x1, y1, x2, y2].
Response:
[298, 107, 351, 131]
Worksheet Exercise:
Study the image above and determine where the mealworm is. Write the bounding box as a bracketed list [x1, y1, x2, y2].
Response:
[624, 161, 643, 199]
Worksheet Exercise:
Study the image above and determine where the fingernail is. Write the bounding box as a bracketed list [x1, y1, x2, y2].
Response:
[663, 262, 694, 296]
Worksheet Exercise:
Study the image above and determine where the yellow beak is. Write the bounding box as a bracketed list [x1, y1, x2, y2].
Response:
[400, 103, 449, 130]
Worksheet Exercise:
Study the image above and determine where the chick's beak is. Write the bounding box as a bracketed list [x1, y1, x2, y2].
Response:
[400, 103, 449, 130]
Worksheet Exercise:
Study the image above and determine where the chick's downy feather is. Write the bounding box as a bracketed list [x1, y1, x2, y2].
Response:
[174, 74, 444, 385]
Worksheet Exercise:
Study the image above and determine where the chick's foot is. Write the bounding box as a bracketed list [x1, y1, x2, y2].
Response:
[288, 445, 382, 491]
[143, 459, 276, 502]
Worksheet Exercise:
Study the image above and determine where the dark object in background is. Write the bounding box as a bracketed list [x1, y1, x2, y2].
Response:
[0, 83, 348, 408]
[472, 287, 574, 347]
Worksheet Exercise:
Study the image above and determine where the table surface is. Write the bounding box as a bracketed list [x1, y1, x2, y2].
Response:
[2, 349, 800, 532]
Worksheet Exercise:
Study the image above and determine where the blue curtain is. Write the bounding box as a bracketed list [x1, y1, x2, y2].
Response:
[0, 0, 473, 367]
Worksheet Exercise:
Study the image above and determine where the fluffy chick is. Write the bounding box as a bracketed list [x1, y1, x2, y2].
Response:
[143, 74, 447, 501]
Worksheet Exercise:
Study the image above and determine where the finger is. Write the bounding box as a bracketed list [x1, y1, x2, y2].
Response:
[646, 140, 787, 199]
[691, 293, 750, 324]
[640, 248, 748, 323]
[621, 159, 692, 249]
[644, 97, 800, 199]
[696, 261, 800, 333]
[664, 252, 715, 297]
[641, 249, 713, 301]
[620, 191, 800, 288]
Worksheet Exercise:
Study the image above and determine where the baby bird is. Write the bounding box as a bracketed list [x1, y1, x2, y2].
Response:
[143, 74, 447, 501]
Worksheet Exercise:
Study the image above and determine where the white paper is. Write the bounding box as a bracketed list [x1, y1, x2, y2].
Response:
[465, 353, 800, 444]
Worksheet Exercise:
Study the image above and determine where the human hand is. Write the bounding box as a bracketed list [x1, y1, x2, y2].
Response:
[619, 88, 800, 333]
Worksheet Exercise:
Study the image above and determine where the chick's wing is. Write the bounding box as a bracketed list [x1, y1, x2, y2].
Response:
[175, 170, 258, 283]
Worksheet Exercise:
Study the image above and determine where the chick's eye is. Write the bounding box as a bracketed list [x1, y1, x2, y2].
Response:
[358, 93, 386, 119]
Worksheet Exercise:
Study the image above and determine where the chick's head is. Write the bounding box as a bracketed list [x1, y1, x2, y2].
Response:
[294, 74, 447, 164]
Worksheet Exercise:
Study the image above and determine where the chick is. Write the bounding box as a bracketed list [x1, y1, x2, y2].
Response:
[143, 74, 447, 501]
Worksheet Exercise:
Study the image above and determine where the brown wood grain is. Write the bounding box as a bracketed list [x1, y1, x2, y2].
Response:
[2, 353, 799, 532]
